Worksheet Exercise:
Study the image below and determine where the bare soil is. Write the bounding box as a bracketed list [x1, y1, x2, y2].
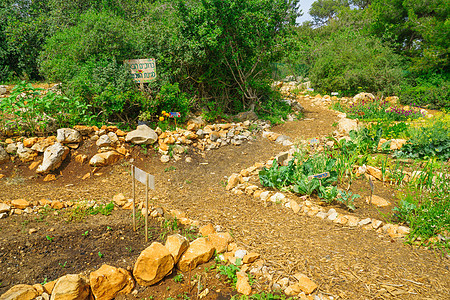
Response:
[0, 97, 449, 299]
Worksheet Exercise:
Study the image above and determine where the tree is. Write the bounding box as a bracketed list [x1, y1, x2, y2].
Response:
[174, 0, 300, 111]
[309, 0, 349, 26]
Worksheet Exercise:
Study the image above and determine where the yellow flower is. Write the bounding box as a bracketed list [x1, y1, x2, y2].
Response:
[159, 116, 164, 122]
[161, 110, 166, 115]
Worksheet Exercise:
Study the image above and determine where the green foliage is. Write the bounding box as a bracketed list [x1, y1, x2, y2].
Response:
[342, 98, 424, 121]
[309, 0, 350, 26]
[175, 0, 299, 113]
[399, 72, 450, 110]
[366, 121, 410, 139]
[148, 83, 191, 122]
[395, 114, 450, 160]
[259, 153, 338, 197]
[393, 176, 450, 250]
[218, 263, 240, 287]
[337, 190, 359, 210]
[88, 202, 115, 216]
[0, 81, 91, 135]
[39, 10, 145, 124]
[318, 185, 339, 202]
[308, 29, 404, 96]
[173, 274, 184, 283]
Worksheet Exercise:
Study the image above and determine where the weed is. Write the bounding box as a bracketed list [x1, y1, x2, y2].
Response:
[59, 261, 67, 268]
[218, 263, 240, 287]
[126, 246, 132, 253]
[173, 273, 184, 283]
[337, 190, 359, 211]
[185, 180, 191, 184]
[98, 251, 104, 258]
[41, 278, 48, 285]
[88, 202, 115, 216]
[46, 235, 54, 242]
[106, 226, 112, 231]
[82, 230, 89, 236]
[164, 166, 177, 172]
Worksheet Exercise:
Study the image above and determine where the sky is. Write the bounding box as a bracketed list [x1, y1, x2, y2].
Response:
[297, 0, 315, 24]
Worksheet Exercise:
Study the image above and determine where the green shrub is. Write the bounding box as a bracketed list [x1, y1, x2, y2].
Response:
[0, 81, 91, 135]
[395, 114, 450, 160]
[399, 73, 450, 110]
[309, 29, 404, 96]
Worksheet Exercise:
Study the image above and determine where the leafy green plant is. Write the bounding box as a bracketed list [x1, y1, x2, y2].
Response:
[337, 190, 359, 211]
[98, 251, 104, 258]
[46, 235, 54, 242]
[82, 230, 89, 236]
[318, 185, 339, 203]
[173, 273, 184, 283]
[88, 202, 115, 216]
[0, 81, 92, 135]
[291, 175, 320, 195]
[59, 261, 67, 268]
[218, 264, 240, 287]
[395, 114, 450, 160]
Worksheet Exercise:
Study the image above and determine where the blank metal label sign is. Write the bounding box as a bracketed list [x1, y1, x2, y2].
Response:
[134, 166, 155, 189]
[308, 172, 330, 181]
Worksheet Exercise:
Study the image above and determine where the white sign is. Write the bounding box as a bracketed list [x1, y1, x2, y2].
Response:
[124, 58, 156, 83]
[134, 166, 155, 189]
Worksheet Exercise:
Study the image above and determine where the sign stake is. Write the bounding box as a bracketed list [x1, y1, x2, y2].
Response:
[132, 165, 136, 231]
[145, 173, 149, 242]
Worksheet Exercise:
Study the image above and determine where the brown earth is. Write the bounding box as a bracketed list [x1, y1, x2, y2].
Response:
[0, 97, 449, 299]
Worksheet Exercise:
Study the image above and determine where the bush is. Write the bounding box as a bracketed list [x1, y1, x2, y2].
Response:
[308, 29, 404, 96]
[145, 83, 191, 123]
[395, 114, 450, 160]
[39, 10, 145, 124]
[0, 81, 92, 135]
[399, 73, 450, 110]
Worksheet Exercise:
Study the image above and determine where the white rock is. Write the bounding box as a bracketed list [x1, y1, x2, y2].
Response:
[270, 192, 285, 203]
[36, 142, 69, 174]
[56, 128, 82, 144]
[125, 125, 158, 145]
[327, 212, 338, 221]
[96, 134, 111, 147]
[235, 249, 247, 259]
[161, 155, 170, 163]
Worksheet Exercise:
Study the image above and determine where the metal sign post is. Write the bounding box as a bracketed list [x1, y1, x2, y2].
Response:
[369, 177, 374, 204]
[131, 165, 155, 242]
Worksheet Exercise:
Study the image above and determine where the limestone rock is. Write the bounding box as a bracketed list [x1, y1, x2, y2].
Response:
[160, 155, 170, 163]
[294, 274, 317, 294]
[0, 146, 10, 164]
[0, 203, 11, 213]
[89, 151, 122, 167]
[17, 143, 38, 162]
[73, 125, 94, 136]
[50, 274, 90, 300]
[96, 135, 112, 148]
[366, 166, 382, 181]
[36, 143, 69, 174]
[56, 128, 82, 144]
[243, 252, 260, 264]
[23, 137, 38, 148]
[112, 193, 127, 207]
[390, 139, 407, 150]
[366, 195, 391, 207]
[226, 173, 242, 190]
[353, 92, 375, 102]
[0, 284, 37, 300]
[11, 199, 30, 209]
[133, 242, 174, 286]
[236, 271, 252, 295]
[290, 199, 301, 213]
[165, 234, 189, 264]
[125, 125, 158, 145]
[208, 232, 233, 254]
[5, 143, 17, 154]
[199, 223, 216, 236]
[31, 137, 55, 152]
[89, 264, 134, 300]
[177, 237, 215, 272]
[337, 118, 358, 135]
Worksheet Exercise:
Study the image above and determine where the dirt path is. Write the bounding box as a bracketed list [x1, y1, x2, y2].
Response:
[1, 98, 449, 299]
